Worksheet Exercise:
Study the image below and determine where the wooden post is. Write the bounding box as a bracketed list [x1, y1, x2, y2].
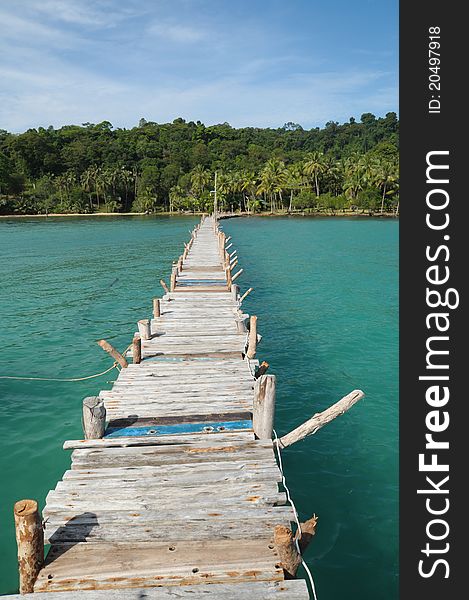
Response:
[225, 268, 232, 290]
[235, 315, 248, 333]
[137, 319, 151, 340]
[230, 259, 238, 270]
[240, 287, 253, 303]
[253, 374, 276, 439]
[97, 339, 128, 369]
[231, 284, 239, 302]
[160, 279, 169, 294]
[274, 525, 301, 579]
[296, 514, 319, 554]
[153, 298, 160, 318]
[246, 315, 257, 358]
[229, 249, 237, 258]
[225, 242, 233, 251]
[177, 255, 183, 272]
[255, 361, 270, 378]
[14, 499, 44, 594]
[132, 334, 142, 364]
[170, 267, 177, 292]
[277, 389, 365, 448]
[231, 268, 244, 282]
[82, 396, 106, 439]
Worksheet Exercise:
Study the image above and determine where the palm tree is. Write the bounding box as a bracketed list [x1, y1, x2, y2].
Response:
[190, 164, 211, 196]
[343, 157, 366, 204]
[373, 158, 398, 213]
[285, 163, 304, 212]
[81, 168, 95, 210]
[257, 159, 288, 212]
[239, 170, 258, 214]
[303, 151, 327, 197]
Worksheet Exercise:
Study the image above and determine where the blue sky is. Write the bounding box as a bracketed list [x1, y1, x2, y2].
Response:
[0, 0, 398, 132]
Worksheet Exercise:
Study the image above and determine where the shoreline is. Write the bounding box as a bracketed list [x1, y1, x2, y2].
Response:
[0, 211, 399, 220]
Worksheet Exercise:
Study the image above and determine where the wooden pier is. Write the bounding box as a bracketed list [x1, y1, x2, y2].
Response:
[10, 217, 309, 600]
[12, 215, 363, 598]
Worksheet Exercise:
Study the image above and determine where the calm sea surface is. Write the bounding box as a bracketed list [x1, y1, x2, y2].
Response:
[0, 216, 398, 598]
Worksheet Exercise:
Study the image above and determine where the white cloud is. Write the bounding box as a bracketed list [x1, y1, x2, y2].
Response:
[0, 60, 397, 132]
[147, 22, 208, 43]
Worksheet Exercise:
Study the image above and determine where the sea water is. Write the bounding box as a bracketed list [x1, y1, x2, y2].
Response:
[0, 215, 398, 598]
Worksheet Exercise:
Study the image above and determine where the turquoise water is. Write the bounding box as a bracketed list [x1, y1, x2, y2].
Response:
[0, 216, 398, 598]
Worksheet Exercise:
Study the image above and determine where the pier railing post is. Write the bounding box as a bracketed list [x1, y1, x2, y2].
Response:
[231, 283, 239, 302]
[225, 267, 232, 290]
[160, 279, 170, 294]
[82, 396, 106, 439]
[239, 287, 253, 303]
[274, 525, 301, 579]
[153, 298, 161, 318]
[253, 374, 276, 439]
[133, 334, 142, 364]
[170, 267, 177, 291]
[14, 499, 44, 594]
[235, 313, 248, 333]
[137, 319, 151, 340]
[246, 315, 257, 358]
[97, 340, 128, 369]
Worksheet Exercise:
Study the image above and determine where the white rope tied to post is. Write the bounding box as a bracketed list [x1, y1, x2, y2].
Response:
[273, 429, 319, 600]
[0, 341, 132, 383]
[0, 362, 118, 382]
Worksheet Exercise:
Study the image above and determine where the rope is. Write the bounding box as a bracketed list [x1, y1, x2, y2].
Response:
[273, 429, 319, 600]
[0, 362, 118, 382]
[0, 340, 133, 383]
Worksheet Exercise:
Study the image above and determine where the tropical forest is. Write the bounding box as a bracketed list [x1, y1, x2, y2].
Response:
[0, 112, 398, 216]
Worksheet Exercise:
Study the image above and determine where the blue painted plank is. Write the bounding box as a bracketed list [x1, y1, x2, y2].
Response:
[105, 420, 253, 438]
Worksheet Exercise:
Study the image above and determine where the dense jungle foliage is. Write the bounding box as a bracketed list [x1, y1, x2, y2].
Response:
[0, 112, 398, 215]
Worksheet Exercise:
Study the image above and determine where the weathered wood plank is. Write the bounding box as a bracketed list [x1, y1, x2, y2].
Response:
[6, 580, 310, 599]
[34, 540, 283, 591]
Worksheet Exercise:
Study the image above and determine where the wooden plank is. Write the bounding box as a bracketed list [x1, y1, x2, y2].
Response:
[34, 540, 283, 591]
[6, 580, 310, 599]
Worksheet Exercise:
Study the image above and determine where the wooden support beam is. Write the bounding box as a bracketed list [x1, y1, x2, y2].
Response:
[295, 514, 318, 554]
[82, 397, 106, 439]
[132, 334, 142, 364]
[14, 500, 44, 594]
[231, 284, 239, 302]
[230, 259, 239, 270]
[231, 268, 244, 283]
[229, 249, 237, 258]
[137, 319, 151, 340]
[97, 339, 128, 369]
[277, 389, 365, 449]
[255, 361, 269, 378]
[240, 287, 254, 303]
[253, 374, 276, 439]
[246, 315, 257, 359]
[177, 256, 183, 272]
[170, 267, 177, 292]
[274, 525, 301, 579]
[160, 279, 169, 294]
[225, 236, 232, 244]
[225, 242, 233, 251]
[225, 268, 232, 290]
[152, 298, 160, 318]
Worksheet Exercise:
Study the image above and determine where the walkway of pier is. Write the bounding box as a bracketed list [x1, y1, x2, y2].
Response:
[24, 217, 310, 598]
